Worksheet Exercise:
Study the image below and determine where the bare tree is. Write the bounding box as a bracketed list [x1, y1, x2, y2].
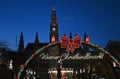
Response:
[0, 40, 8, 48]
[0, 40, 11, 51]
[0, 40, 9, 65]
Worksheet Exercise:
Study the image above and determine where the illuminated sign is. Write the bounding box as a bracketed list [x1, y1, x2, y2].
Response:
[39, 52, 104, 60]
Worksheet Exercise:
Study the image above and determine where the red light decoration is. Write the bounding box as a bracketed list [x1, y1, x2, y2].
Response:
[16, 40, 120, 79]
[74, 34, 81, 48]
[60, 34, 68, 48]
[60, 34, 81, 53]
[66, 37, 74, 53]
[85, 36, 90, 42]
[52, 35, 55, 43]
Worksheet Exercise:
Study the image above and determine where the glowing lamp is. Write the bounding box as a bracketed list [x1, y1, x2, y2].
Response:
[52, 35, 55, 43]
[85, 36, 90, 42]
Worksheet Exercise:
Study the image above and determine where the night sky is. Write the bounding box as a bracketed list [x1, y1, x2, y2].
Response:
[0, 0, 120, 50]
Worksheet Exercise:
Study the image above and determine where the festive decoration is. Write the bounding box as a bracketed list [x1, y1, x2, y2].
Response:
[16, 42, 57, 79]
[85, 42, 120, 67]
[85, 35, 90, 42]
[74, 34, 81, 48]
[60, 34, 68, 48]
[52, 35, 55, 43]
[84, 32, 90, 43]
[60, 34, 81, 52]
[16, 36, 120, 79]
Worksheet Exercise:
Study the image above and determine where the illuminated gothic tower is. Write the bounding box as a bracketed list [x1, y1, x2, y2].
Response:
[50, 5, 58, 43]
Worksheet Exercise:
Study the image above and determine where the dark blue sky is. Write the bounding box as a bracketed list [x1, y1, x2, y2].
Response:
[0, 0, 120, 50]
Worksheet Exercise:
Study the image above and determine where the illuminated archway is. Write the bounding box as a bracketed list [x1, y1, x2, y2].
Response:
[16, 41, 120, 79]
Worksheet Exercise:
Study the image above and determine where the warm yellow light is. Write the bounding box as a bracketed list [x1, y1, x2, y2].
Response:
[48, 70, 73, 73]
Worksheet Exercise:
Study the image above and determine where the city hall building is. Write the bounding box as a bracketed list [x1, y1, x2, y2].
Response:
[0, 5, 119, 79]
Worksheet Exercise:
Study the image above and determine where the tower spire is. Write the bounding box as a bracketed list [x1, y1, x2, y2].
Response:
[18, 32, 24, 52]
[69, 32, 72, 38]
[34, 32, 39, 51]
[34, 32, 39, 43]
[50, 4, 58, 43]
[52, 3, 56, 11]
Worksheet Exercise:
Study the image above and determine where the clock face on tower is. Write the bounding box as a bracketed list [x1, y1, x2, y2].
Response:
[52, 28, 56, 31]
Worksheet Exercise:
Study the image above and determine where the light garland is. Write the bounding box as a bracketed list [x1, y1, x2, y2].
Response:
[16, 41, 120, 79]
[86, 42, 120, 67]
